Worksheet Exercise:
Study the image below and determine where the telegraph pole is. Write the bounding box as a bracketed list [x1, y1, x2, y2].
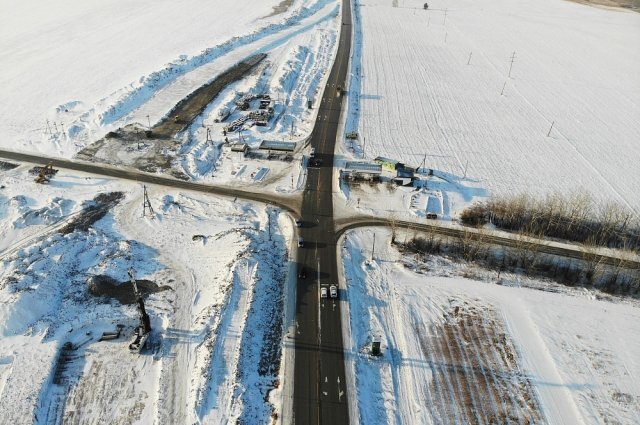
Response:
[142, 185, 155, 218]
[508, 51, 516, 78]
[547, 121, 555, 137]
[371, 233, 376, 261]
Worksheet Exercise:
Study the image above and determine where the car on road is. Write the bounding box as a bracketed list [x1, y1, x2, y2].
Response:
[298, 267, 307, 279]
[329, 285, 338, 299]
[310, 147, 316, 158]
[295, 219, 302, 227]
[309, 158, 322, 168]
[320, 287, 328, 298]
[298, 237, 304, 247]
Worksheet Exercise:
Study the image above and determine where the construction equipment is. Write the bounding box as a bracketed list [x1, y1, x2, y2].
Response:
[128, 269, 151, 353]
[34, 162, 56, 184]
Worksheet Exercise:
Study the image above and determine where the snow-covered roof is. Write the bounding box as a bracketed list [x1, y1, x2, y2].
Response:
[259, 140, 296, 152]
[344, 161, 382, 174]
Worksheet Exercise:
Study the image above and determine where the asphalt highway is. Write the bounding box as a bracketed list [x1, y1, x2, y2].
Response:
[292, 0, 353, 423]
[0, 148, 299, 215]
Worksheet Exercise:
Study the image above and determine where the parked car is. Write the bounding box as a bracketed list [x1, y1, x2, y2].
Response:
[329, 285, 338, 298]
[295, 219, 302, 227]
[298, 237, 304, 247]
[320, 287, 328, 298]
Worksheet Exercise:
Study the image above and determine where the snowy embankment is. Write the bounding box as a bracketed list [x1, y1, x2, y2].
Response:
[341, 227, 640, 424]
[0, 164, 291, 424]
[342, 0, 640, 214]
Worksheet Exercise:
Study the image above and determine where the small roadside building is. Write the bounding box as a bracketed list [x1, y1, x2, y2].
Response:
[259, 140, 296, 152]
[374, 156, 404, 171]
[393, 167, 416, 186]
[341, 161, 382, 181]
[231, 142, 248, 153]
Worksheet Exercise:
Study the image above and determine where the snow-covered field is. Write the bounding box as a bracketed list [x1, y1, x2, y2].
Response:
[0, 0, 340, 168]
[342, 0, 640, 214]
[0, 164, 292, 424]
[3, 0, 640, 422]
[341, 228, 640, 424]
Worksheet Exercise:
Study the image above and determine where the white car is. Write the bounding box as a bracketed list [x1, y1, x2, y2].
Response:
[329, 285, 338, 299]
[320, 287, 328, 298]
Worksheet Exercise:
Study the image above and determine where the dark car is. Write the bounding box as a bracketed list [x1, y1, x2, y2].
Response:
[298, 267, 308, 279]
[309, 158, 322, 168]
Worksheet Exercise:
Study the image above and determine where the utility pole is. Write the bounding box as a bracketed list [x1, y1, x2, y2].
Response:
[371, 233, 376, 261]
[508, 51, 516, 78]
[362, 136, 366, 158]
[45, 120, 53, 136]
[547, 121, 555, 137]
[500, 80, 507, 96]
[142, 185, 155, 218]
[445, 32, 448, 43]
[444, 8, 448, 25]
[467, 52, 473, 65]
[146, 115, 151, 129]
[206, 127, 212, 143]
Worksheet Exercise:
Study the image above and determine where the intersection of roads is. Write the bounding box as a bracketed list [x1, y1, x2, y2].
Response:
[1, 0, 637, 423]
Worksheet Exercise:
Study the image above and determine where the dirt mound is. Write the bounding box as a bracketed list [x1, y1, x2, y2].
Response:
[0, 160, 18, 171]
[59, 192, 124, 235]
[87, 275, 171, 304]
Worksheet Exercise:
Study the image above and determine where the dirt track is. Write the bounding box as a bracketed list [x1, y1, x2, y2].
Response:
[416, 303, 543, 424]
[152, 53, 266, 138]
[567, 0, 640, 11]
[75, 54, 267, 176]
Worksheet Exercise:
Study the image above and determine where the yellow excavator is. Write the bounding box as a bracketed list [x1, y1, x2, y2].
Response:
[34, 162, 55, 184]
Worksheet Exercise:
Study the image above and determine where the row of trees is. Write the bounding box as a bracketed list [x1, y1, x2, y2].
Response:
[395, 227, 640, 296]
[460, 192, 640, 251]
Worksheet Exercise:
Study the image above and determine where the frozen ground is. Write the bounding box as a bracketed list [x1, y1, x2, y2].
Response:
[341, 227, 640, 424]
[341, 0, 640, 214]
[0, 164, 292, 424]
